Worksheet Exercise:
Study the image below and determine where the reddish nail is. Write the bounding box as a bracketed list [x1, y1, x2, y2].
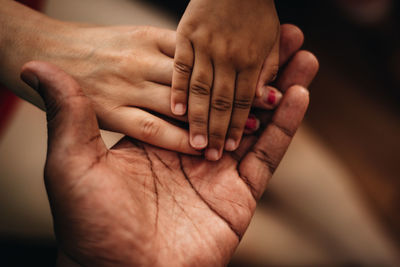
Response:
[267, 90, 276, 105]
[245, 115, 257, 130]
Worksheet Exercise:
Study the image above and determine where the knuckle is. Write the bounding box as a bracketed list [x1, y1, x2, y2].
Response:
[273, 121, 295, 138]
[190, 79, 211, 96]
[172, 84, 187, 93]
[209, 131, 225, 143]
[235, 55, 258, 69]
[191, 30, 213, 46]
[50, 93, 86, 120]
[233, 95, 253, 110]
[189, 113, 208, 128]
[138, 117, 161, 139]
[234, 47, 260, 68]
[130, 26, 154, 39]
[178, 21, 198, 35]
[211, 95, 232, 112]
[214, 42, 234, 61]
[174, 61, 193, 76]
[228, 123, 243, 133]
[252, 147, 278, 174]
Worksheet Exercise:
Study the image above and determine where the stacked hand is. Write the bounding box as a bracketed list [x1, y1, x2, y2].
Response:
[1, 0, 281, 155]
[21, 25, 318, 266]
[172, 0, 280, 160]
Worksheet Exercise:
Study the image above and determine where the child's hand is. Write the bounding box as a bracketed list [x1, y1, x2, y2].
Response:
[171, 0, 280, 161]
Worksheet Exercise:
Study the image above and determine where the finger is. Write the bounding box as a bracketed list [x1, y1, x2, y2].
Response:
[255, 23, 305, 94]
[101, 106, 200, 155]
[252, 85, 283, 109]
[171, 34, 194, 115]
[205, 65, 236, 161]
[188, 50, 213, 150]
[236, 50, 319, 157]
[243, 114, 261, 134]
[252, 50, 318, 108]
[224, 68, 258, 151]
[20, 61, 107, 158]
[138, 50, 318, 122]
[275, 50, 319, 92]
[238, 85, 309, 200]
[131, 82, 184, 120]
[155, 29, 176, 58]
[123, 81, 187, 123]
[256, 36, 280, 96]
[279, 24, 304, 66]
[145, 54, 173, 85]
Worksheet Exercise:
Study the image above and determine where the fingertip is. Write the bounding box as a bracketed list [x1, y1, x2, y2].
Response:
[205, 148, 222, 161]
[20, 60, 82, 100]
[281, 24, 304, 45]
[21, 67, 39, 92]
[190, 134, 208, 150]
[20, 61, 50, 94]
[291, 84, 310, 99]
[244, 115, 260, 134]
[279, 24, 305, 66]
[284, 85, 310, 110]
[224, 138, 238, 152]
[297, 50, 320, 77]
[252, 86, 282, 109]
[172, 102, 187, 116]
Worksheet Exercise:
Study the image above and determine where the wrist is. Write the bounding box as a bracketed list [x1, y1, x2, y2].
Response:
[0, 1, 78, 108]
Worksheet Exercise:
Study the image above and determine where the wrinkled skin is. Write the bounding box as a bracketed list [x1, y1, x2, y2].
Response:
[20, 27, 318, 266]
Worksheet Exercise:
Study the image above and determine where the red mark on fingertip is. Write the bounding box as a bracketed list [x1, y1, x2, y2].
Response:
[267, 90, 276, 105]
[245, 115, 257, 130]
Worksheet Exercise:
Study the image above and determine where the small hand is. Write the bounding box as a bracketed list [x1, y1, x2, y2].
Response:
[20, 26, 318, 266]
[171, 0, 280, 160]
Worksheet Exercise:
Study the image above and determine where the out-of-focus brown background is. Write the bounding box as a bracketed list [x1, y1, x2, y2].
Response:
[0, 0, 399, 266]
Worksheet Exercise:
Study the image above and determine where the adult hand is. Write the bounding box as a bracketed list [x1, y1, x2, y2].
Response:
[171, 0, 280, 160]
[20, 26, 318, 266]
[0, 1, 276, 155]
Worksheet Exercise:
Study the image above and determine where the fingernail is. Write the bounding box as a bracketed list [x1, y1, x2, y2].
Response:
[191, 134, 207, 149]
[21, 71, 39, 91]
[264, 88, 282, 106]
[174, 103, 186, 115]
[205, 148, 220, 161]
[245, 115, 260, 131]
[267, 90, 276, 105]
[225, 139, 237, 151]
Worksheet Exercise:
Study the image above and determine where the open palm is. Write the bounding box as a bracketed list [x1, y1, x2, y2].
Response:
[20, 27, 318, 266]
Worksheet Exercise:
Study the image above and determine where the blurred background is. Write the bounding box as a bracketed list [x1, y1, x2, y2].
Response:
[0, 0, 399, 266]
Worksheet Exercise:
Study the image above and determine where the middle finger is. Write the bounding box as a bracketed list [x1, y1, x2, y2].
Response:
[206, 63, 236, 161]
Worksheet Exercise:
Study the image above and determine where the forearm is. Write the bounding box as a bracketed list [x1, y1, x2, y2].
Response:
[0, 0, 78, 109]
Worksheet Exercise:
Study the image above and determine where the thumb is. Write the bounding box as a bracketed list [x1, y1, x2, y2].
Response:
[20, 61, 106, 157]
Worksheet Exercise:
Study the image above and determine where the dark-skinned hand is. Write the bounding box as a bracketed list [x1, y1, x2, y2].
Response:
[20, 25, 318, 266]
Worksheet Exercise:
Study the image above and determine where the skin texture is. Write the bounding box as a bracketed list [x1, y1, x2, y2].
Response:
[0, 0, 278, 155]
[20, 27, 318, 266]
[171, 0, 280, 160]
